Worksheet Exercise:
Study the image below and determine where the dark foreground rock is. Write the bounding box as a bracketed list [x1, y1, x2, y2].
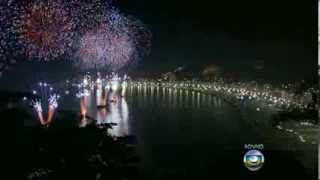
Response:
[22, 124, 141, 180]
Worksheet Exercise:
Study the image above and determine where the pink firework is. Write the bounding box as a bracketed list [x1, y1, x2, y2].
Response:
[0, 5, 10, 74]
[75, 22, 135, 71]
[15, 0, 76, 61]
[0, 2, 19, 75]
[74, 8, 151, 71]
[69, 0, 111, 33]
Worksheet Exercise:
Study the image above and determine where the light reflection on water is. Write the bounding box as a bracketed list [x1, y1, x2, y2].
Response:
[22, 81, 317, 178]
[75, 84, 228, 137]
[78, 88, 130, 137]
[126, 85, 225, 109]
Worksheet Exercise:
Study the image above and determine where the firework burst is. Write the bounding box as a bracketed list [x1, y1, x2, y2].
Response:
[24, 82, 61, 126]
[14, 0, 76, 61]
[74, 22, 134, 71]
[73, 8, 151, 71]
[0, 2, 20, 76]
[125, 15, 152, 63]
[1, 0, 151, 70]
[70, 0, 112, 33]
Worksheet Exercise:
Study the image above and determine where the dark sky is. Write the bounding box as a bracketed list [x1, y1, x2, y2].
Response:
[116, 0, 317, 81]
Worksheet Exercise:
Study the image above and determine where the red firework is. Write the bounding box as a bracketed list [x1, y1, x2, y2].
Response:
[17, 0, 75, 60]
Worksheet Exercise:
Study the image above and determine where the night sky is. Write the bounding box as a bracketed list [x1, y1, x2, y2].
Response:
[116, 0, 317, 80]
[0, 0, 317, 89]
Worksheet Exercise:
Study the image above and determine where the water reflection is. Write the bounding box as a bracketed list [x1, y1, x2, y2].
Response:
[79, 94, 90, 127]
[125, 85, 225, 110]
[105, 96, 129, 137]
[75, 82, 233, 138]
[77, 86, 130, 137]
